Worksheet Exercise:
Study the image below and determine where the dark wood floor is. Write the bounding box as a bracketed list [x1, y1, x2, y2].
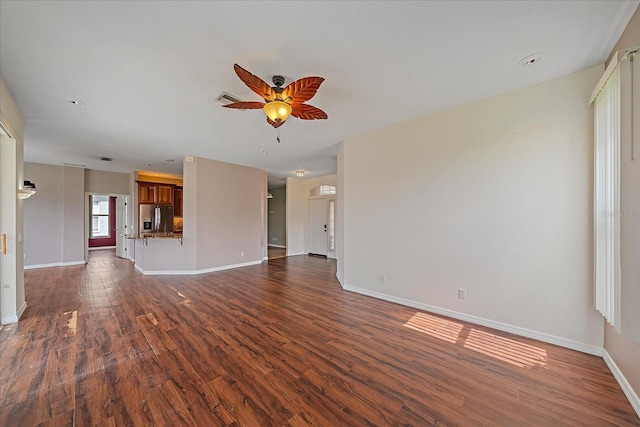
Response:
[1, 250, 638, 426]
[267, 246, 287, 259]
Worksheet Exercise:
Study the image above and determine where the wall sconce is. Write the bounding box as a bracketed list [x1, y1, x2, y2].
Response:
[18, 180, 36, 199]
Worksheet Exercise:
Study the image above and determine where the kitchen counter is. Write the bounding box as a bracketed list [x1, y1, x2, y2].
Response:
[123, 232, 183, 245]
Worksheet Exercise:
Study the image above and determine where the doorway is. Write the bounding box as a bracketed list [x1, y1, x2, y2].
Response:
[89, 195, 116, 249]
[267, 186, 287, 258]
[307, 185, 336, 258]
[308, 198, 328, 256]
[85, 193, 129, 260]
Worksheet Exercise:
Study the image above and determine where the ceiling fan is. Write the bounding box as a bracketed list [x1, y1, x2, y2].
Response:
[223, 64, 327, 128]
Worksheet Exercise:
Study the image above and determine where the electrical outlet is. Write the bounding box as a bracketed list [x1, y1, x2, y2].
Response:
[458, 289, 467, 299]
[379, 274, 386, 283]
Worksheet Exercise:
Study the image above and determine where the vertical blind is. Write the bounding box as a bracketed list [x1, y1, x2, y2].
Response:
[593, 66, 621, 331]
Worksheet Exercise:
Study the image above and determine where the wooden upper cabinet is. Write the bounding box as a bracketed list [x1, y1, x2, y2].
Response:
[174, 187, 183, 217]
[138, 182, 174, 205]
[138, 182, 156, 204]
[156, 184, 174, 205]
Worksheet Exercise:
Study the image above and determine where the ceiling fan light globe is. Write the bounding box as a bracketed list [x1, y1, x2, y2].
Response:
[263, 101, 292, 123]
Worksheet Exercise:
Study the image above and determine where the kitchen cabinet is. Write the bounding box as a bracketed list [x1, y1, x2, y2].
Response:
[156, 185, 173, 204]
[138, 182, 155, 204]
[138, 182, 174, 205]
[174, 187, 183, 217]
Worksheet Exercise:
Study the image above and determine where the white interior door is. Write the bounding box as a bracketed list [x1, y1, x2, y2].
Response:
[115, 196, 128, 258]
[308, 198, 328, 256]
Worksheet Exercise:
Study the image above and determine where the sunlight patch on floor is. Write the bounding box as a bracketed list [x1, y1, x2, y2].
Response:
[404, 311, 548, 368]
[464, 328, 547, 368]
[404, 312, 464, 344]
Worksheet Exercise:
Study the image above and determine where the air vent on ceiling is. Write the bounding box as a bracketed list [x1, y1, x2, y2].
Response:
[216, 92, 244, 105]
[100, 157, 113, 162]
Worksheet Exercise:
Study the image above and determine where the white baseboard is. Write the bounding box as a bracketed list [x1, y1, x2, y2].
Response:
[1, 301, 25, 324]
[268, 244, 286, 248]
[602, 349, 640, 418]
[88, 246, 116, 251]
[25, 262, 61, 270]
[1, 314, 18, 324]
[17, 301, 27, 320]
[62, 260, 86, 266]
[135, 259, 263, 276]
[342, 284, 603, 356]
[194, 259, 263, 274]
[25, 260, 86, 270]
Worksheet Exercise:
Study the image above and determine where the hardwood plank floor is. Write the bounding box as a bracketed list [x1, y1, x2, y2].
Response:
[267, 246, 287, 259]
[1, 250, 638, 426]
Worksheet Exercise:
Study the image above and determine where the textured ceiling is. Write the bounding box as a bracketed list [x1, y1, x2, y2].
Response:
[1, 1, 637, 187]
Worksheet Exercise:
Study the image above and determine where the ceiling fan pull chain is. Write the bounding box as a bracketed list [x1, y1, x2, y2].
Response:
[276, 127, 281, 143]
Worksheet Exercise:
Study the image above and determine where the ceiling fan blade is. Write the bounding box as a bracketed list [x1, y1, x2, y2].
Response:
[267, 117, 285, 128]
[233, 64, 276, 101]
[222, 101, 265, 109]
[281, 76, 325, 104]
[290, 103, 328, 120]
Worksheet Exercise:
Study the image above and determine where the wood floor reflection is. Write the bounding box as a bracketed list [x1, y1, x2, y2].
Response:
[267, 246, 286, 259]
[0, 251, 638, 426]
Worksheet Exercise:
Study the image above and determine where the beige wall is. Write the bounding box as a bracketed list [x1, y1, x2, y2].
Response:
[336, 145, 345, 283]
[24, 163, 132, 267]
[194, 157, 266, 269]
[23, 163, 63, 266]
[0, 76, 23, 142]
[62, 167, 85, 263]
[603, 5, 640, 403]
[85, 169, 130, 195]
[341, 66, 604, 351]
[286, 174, 337, 256]
[0, 74, 26, 324]
[134, 156, 267, 273]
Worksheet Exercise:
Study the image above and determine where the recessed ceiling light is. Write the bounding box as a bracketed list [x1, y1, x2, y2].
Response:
[519, 53, 543, 67]
[164, 159, 174, 162]
[258, 150, 268, 154]
[67, 99, 86, 106]
[142, 163, 152, 167]
[294, 170, 306, 177]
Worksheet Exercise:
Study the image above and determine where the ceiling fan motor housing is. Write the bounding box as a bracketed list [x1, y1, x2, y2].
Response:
[272, 75, 285, 87]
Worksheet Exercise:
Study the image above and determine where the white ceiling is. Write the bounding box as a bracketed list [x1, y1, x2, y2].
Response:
[1, 1, 637, 187]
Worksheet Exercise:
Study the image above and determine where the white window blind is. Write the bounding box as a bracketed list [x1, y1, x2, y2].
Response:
[593, 66, 621, 331]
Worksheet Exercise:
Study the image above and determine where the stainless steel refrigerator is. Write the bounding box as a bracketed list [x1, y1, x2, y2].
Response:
[139, 205, 174, 234]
